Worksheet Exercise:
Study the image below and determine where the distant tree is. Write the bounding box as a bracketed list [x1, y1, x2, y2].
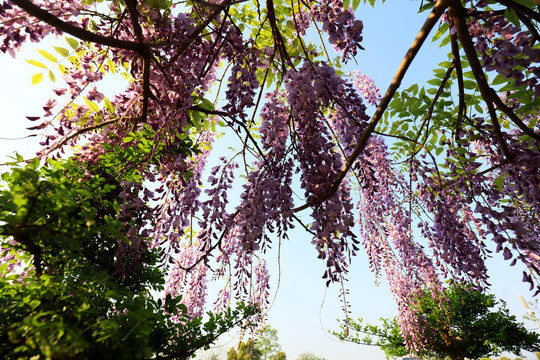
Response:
[335, 285, 540, 360]
[255, 326, 283, 360]
[274, 351, 287, 360]
[297, 352, 327, 360]
[227, 340, 263, 360]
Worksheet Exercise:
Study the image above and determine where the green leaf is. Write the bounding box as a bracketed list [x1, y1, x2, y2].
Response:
[505, 8, 520, 27]
[343, 0, 350, 10]
[432, 23, 448, 42]
[53, 46, 70, 57]
[463, 80, 476, 90]
[493, 174, 505, 191]
[65, 37, 79, 50]
[463, 71, 475, 80]
[439, 34, 451, 47]
[31, 73, 43, 84]
[491, 73, 508, 86]
[48, 70, 55, 82]
[26, 60, 47, 69]
[38, 49, 57, 63]
[433, 68, 446, 79]
[420, 2, 434, 11]
[352, 0, 360, 10]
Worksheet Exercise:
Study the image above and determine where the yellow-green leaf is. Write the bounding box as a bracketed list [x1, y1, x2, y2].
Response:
[66, 37, 79, 50]
[38, 49, 57, 63]
[48, 70, 55, 82]
[53, 46, 70, 57]
[31, 73, 43, 84]
[104, 97, 115, 113]
[84, 97, 100, 112]
[26, 60, 47, 69]
[107, 59, 116, 74]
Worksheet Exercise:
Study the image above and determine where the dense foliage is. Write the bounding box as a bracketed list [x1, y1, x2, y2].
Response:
[0, 157, 257, 359]
[335, 285, 540, 360]
[227, 340, 263, 360]
[1, 0, 540, 356]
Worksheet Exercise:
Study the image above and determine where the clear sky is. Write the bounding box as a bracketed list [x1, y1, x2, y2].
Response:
[0, 1, 539, 360]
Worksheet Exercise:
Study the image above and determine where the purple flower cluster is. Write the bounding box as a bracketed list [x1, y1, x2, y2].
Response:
[467, 123, 540, 292]
[0, 0, 80, 56]
[285, 62, 361, 281]
[310, 0, 363, 60]
[350, 71, 381, 107]
[113, 180, 155, 279]
[165, 242, 208, 319]
[293, 10, 312, 37]
[234, 92, 294, 252]
[467, 6, 540, 97]
[222, 27, 262, 123]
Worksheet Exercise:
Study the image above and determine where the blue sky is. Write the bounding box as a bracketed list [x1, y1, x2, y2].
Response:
[0, 1, 539, 359]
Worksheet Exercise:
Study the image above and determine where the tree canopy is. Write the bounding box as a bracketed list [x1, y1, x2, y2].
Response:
[1, 0, 540, 357]
[334, 285, 540, 360]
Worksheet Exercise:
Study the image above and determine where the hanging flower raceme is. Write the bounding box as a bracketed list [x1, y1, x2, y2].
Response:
[165, 242, 208, 319]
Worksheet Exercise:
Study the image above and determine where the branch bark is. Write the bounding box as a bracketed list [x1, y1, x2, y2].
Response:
[11, 0, 147, 55]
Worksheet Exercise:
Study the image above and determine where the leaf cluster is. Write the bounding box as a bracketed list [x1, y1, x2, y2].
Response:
[0, 157, 257, 359]
[335, 285, 540, 360]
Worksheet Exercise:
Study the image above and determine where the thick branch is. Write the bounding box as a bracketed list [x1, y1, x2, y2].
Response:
[293, 0, 448, 212]
[451, 2, 540, 143]
[11, 0, 147, 54]
[450, 32, 465, 138]
[266, 0, 291, 67]
[448, 0, 516, 159]
[496, 0, 540, 22]
[123, 0, 144, 42]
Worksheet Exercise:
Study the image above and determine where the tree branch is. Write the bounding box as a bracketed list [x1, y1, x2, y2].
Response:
[448, 0, 514, 160]
[496, 0, 540, 22]
[11, 0, 147, 54]
[450, 32, 465, 138]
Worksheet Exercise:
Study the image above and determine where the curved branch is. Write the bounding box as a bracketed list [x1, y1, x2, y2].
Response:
[11, 0, 147, 54]
[448, 0, 534, 160]
[450, 32, 465, 138]
[496, 0, 540, 22]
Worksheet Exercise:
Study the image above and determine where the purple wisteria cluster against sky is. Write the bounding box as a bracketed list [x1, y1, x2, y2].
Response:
[1, 0, 540, 355]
